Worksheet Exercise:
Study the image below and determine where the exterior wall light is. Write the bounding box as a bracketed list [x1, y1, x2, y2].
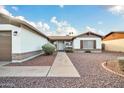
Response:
[13, 31, 18, 36]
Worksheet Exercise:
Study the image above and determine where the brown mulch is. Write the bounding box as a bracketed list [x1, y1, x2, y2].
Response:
[5, 53, 57, 66]
[105, 60, 124, 75]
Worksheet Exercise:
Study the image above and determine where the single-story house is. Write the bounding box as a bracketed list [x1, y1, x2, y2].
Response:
[73, 31, 102, 52]
[48, 36, 74, 50]
[0, 13, 49, 62]
[0, 13, 103, 62]
[48, 31, 102, 52]
[102, 32, 124, 52]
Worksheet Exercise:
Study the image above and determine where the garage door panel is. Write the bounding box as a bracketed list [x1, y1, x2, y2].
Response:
[0, 48, 11, 52]
[0, 52, 11, 56]
[0, 31, 11, 61]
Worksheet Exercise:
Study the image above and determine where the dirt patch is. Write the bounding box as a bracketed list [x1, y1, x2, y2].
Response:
[105, 60, 124, 75]
[5, 53, 57, 66]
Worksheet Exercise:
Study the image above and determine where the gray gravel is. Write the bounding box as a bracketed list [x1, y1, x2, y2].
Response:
[0, 52, 124, 88]
[67, 52, 124, 88]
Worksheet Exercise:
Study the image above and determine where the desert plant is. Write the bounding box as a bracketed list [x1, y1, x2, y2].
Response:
[118, 59, 124, 71]
[65, 47, 74, 53]
[42, 43, 56, 55]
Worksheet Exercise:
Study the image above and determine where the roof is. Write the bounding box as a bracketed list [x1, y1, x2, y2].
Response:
[48, 36, 74, 41]
[103, 31, 124, 39]
[48, 31, 102, 41]
[75, 31, 103, 38]
[0, 13, 48, 39]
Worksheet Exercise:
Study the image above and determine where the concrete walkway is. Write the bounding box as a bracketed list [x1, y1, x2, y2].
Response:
[0, 62, 50, 77]
[0, 62, 10, 66]
[0, 66, 50, 77]
[47, 52, 80, 77]
[0, 52, 80, 77]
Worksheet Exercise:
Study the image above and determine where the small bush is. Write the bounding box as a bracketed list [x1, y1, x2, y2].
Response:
[65, 47, 74, 53]
[42, 43, 56, 55]
[118, 59, 124, 71]
[85, 50, 91, 53]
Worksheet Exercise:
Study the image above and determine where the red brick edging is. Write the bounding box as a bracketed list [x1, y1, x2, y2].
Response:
[102, 62, 124, 78]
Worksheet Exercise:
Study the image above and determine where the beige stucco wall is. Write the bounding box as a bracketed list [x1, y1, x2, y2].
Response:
[102, 39, 124, 52]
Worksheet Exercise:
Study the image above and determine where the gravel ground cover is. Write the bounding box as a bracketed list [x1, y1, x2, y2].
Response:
[5, 53, 57, 66]
[0, 52, 124, 88]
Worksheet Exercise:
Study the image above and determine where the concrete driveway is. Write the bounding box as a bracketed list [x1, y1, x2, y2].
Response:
[0, 62, 10, 66]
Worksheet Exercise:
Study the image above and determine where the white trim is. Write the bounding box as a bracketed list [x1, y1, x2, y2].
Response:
[12, 52, 43, 63]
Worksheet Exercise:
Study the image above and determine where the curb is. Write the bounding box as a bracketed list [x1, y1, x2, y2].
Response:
[102, 62, 124, 78]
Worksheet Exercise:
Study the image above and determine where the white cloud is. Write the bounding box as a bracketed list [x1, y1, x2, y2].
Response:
[0, 6, 76, 36]
[59, 5, 64, 8]
[0, 5, 12, 16]
[108, 5, 124, 16]
[35, 22, 52, 35]
[36, 22, 50, 31]
[84, 26, 103, 35]
[50, 16, 68, 27]
[11, 6, 18, 11]
[36, 22, 43, 28]
[43, 23, 50, 30]
[51, 16, 58, 25]
[85, 26, 96, 32]
[0, 6, 52, 35]
[15, 16, 36, 27]
[50, 16, 77, 36]
[65, 26, 77, 35]
[15, 16, 52, 35]
[55, 26, 77, 36]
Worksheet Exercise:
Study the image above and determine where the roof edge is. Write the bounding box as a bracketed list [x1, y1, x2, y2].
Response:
[103, 31, 124, 39]
[74, 31, 103, 38]
[0, 13, 49, 39]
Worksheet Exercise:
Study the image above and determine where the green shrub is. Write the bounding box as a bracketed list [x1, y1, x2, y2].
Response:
[118, 59, 124, 71]
[42, 43, 56, 55]
[85, 50, 91, 53]
[65, 47, 74, 53]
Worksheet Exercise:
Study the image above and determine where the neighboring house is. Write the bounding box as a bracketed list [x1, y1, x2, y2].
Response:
[48, 36, 74, 50]
[0, 13, 49, 62]
[73, 31, 102, 52]
[48, 32, 102, 52]
[102, 32, 124, 52]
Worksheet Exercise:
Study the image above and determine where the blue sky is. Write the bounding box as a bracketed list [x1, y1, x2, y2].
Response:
[2, 5, 124, 35]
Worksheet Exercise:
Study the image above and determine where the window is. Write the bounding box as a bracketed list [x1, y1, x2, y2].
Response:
[83, 40, 96, 49]
[65, 41, 72, 47]
[66, 42, 69, 46]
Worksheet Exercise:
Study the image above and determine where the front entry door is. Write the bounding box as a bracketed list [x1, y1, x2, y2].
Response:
[58, 41, 64, 50]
